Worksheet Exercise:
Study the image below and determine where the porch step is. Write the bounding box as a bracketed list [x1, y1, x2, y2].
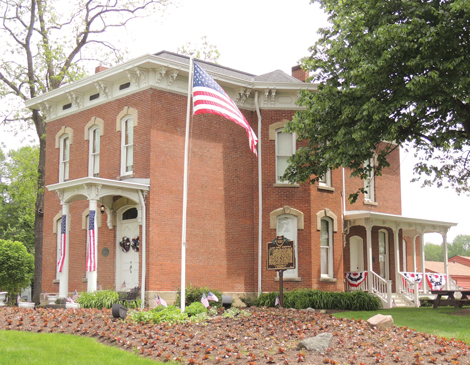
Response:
[391, 294, 415, 307]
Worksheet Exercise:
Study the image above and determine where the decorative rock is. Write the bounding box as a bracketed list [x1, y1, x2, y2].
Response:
[304, 307, 315, 312]
[297, 332, 333, 352]
[367, 314, 394, 330]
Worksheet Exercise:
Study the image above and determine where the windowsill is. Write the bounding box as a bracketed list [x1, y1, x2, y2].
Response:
[118, 173, 135, 180]
[318, 185, 335, 192]
[273, 183, 300, 188]
[363, 200, 378, 206]
[274, 277, 302, 282]
[319, 277, 337, 283]
[52, 279, 60, 284]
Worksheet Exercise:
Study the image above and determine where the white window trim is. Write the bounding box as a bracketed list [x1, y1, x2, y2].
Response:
[275, 128, 296, 184]
[59, 135, 70, 183]
[276, 214, 298, 279]
[378, 229, 389, 280]
[402, 239, 407, 272]
[88, 125, 100, 177]
[320, 217, 334, 278]
[121, 116, 134, 176]
[319, 169, 332, 188]
[364, 157, 375, 202]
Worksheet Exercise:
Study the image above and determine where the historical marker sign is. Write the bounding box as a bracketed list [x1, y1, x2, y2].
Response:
[267, 236, 296, 271]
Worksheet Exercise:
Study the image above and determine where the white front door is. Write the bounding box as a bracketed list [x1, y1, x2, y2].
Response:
[116, 207, 140, 290]
[350, 236, 364, 272]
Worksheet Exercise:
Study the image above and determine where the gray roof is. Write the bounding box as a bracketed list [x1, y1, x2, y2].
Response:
[154, 50, 303, 84]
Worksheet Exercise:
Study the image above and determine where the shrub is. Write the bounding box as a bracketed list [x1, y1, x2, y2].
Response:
[76, 290, 119, 309]
[239, 293, 257, 307]
[175, 283, 223, 308]
[256, 289, 381, 311]
[185, 301, 207, 317]
[0, 239, 34, 305]
[128, 305, 188, 324]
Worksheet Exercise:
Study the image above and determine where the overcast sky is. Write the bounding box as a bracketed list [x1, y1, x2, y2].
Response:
[1, 0, 468, 244]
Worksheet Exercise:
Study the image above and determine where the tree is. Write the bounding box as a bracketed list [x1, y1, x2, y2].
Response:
[0, 146, 39, 253]
[0, 0, 172, 303]
[284, 0, 470, 202]
[424, 243, 444, 262]
[177, 36, 220, 63]
[449, 234, 470, 258]
[0, 239, 34, 306]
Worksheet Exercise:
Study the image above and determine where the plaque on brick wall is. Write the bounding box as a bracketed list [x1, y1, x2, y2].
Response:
[267, 236, 296, 271]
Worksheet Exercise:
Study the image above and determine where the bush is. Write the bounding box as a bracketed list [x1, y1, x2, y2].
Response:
[256, 289, 381, 311]
[0, 239, 34, 305]
[185, 302, 207, 317]
[175, 283, 223, 308]
[128, 305, 188, 324]
[239, 293, 257, 307]
[76, 290, 119, 309]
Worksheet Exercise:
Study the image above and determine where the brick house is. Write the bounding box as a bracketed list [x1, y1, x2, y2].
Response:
[426, 256, 470, 290]
[25, 51, 457, 308]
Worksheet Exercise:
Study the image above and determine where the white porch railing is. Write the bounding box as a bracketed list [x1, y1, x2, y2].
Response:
[397, 272, 421, 306]
[345, 271, 392, 308]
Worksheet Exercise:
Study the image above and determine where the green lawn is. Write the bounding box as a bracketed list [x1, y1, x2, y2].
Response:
[333, 306, 470, 344]
[0, 330, 161, 365]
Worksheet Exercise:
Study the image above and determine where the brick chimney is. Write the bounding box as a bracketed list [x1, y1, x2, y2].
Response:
[291, 65, 309, 82]
[95, 65, 108, 74]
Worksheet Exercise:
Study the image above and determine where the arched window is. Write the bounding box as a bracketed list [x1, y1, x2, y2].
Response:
[122, 207, 138, 220]
[320, 217, 333, 278]
[89, 126, 100, 177]
[59, 135, 70, 182]
[378, 230, 389, 279]
[277, 214, 298, 278]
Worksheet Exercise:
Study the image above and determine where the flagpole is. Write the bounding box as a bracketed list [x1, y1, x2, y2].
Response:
[181, 57, 194, 313]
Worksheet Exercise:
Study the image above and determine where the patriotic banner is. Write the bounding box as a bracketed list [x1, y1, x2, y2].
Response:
[201, 292, 209, 308]
[345, 271, 368, 287]
[58, 215, 67, 273]
[86, 210, 97, 271]
[192, 61, 258, 156]
[426, 273, 447, 290]
[402, 272, 423, 291]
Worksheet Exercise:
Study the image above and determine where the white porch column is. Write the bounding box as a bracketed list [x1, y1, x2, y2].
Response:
[365, 218, 373, 291]
[443, 230, 450, 290]
[87, 199, 98, 292]
[58, 203, 70, 299]
[419, 231, 427, 292]
[393, 226, 400, 292]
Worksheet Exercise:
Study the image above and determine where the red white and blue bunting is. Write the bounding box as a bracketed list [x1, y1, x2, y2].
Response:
[402, 272, 423, 289]
[345, 271, 368, 287]
[426, 273, 447, 290]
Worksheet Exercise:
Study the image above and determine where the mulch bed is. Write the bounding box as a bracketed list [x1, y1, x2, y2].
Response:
[1, 306, 470, 364]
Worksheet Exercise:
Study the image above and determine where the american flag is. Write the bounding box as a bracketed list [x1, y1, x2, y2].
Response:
[207, 291, 218, 302]
[58, 215, 67, 273]
[158, 295, 168, 308]
[275, 295, 280, 306]
[86, 210, 96, 271]
[192, 61, 258, 156]
[201, 292, 209, 308]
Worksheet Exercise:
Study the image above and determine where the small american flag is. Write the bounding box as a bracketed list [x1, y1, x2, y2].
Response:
[201, 292, 209, 308]
[58, 215, 67, 272]
[86, 210, 96, 271]
[275, 295, 280, 306]
[155, 294, 160, 306]
[192, 61, 258, 156]
[207, 291, 218, 302]
[158, 295, 168, 308]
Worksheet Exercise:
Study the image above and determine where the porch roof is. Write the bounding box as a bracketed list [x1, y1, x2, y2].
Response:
[344, 210, 457, 238]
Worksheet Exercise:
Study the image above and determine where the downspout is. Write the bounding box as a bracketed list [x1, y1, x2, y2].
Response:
[255, 91, 262, 296]
[138, 190, 147, 308]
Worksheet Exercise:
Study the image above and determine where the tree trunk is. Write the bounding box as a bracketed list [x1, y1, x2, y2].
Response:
[32, 110, 46, 305]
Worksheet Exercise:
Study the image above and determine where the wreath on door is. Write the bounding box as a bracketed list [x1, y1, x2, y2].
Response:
[131, 236, 140, 252]
[120, 237, 130, 252]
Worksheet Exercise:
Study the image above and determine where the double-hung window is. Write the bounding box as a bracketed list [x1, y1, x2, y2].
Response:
[275, 129, 295, 183]
[364, 157, 375, 202]
[319, 169, 332, 188]
[89, 126, 100, 177]
[121, 117, 134, 175]
[59, 136, 70, 182]
[320, 217, 333, 278]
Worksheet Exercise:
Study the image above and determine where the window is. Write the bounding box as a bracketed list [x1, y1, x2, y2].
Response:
[320, 217, 333, 277]
[276, 214, 298, 278]
[89, 126, 100, 177]
[276, 129, 295, 183]
[122, 207, 138, 220]
[319, 169, 332, 188]
[378, 230, 388, 279]
[364, 157, 375, 202]
[402, 239, 407, 272]
[121, 117, 134, 175]
[59, 135, 70, 182]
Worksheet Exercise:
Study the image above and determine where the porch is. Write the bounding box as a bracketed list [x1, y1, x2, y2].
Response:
[343, 211, 457, 308]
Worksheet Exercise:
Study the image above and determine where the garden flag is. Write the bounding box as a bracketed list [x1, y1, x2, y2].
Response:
[201, 292, 209, 308]
[192, 61, 258, 156]
[207, 291, 218, 302]
[58, 215, 67, 272]
[86, 210, 97, 271]
[275, 295, 280, 306]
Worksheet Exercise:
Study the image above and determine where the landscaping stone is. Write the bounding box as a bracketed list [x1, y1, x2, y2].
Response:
[297, 332, 333, 352]
[367, 313, 394, 330]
